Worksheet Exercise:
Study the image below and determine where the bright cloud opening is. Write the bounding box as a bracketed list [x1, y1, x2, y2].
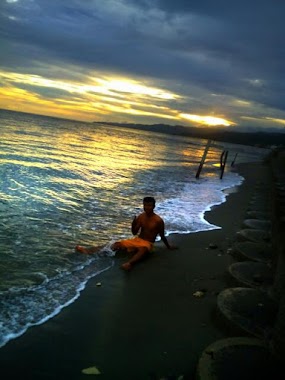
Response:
[180, 113, 233, 126]
[0, 71, 179, 101]
[265, 117, 285, 126]
[0, 70, 181, 121]
[95, 78, 179, 100]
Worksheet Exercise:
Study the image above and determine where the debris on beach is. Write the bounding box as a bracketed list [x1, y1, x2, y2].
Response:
[193, 290, 205, 298]
[82, 366, 101, 375]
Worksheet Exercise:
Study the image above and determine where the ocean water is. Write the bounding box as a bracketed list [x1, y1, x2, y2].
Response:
[0, 109, 269, 348]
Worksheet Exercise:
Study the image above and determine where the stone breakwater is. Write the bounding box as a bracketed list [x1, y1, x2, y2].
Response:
[196, 148, 285, 380]
[270, 148, 285, 363]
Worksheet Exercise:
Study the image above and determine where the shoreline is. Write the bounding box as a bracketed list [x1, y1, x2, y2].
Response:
[0, 165, 243, 350]
[0, 160, 272, 379]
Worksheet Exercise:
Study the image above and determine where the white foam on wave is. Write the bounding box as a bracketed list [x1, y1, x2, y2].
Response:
[0, 260, 114, 349]
[156, 171, 244, 236]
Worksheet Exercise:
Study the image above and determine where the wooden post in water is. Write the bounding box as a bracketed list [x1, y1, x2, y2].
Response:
[220, 150, 228, 179]
[195, 140, 211, 179]
[231, 153, 238, 167]
[220, 150, 226, 169]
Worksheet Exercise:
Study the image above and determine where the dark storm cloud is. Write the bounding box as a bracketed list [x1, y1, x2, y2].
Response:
[1, 0, 285, 125]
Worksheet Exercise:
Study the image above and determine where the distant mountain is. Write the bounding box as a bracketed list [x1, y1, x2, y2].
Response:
[93, 121, 285, 147]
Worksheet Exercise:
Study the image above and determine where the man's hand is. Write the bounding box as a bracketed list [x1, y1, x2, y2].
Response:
[131, 215, 140, 235]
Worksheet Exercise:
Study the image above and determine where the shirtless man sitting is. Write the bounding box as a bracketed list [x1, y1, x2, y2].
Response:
[75, 196, 177, 271]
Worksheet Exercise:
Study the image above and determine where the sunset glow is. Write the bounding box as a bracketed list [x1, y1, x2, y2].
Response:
[179, 113, 233, 127]
[0, 70, 281, 130]
[0, 71, 178, 100]
[0, 69, 234, 126]
[0, 70, 183, 121]
[0, 67, 282, 130]
[265, 117, 285, 125]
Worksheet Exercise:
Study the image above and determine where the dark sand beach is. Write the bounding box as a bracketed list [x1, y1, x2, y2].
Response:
[0, 159, 280, 379]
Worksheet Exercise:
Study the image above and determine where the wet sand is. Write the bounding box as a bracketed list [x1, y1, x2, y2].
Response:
[0, 161, 272, 380]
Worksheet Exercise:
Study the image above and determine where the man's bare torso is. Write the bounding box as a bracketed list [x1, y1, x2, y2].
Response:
[137, 212, 163, 243]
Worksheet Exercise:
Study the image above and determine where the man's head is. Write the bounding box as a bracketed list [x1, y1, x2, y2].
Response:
[143, 196, 156, 214]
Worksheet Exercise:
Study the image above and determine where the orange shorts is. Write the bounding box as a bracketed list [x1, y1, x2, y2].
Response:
[116, 237, 153, 253]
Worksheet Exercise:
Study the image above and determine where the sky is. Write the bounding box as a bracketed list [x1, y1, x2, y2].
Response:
[0, 0, 285, 132]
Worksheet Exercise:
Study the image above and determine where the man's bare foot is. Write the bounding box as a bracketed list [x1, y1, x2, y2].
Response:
[75, 245, 90, 254]
[121, 262, 132, 271]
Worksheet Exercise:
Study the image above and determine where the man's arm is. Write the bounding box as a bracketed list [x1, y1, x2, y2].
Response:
[131, 215, 141, 235]
[160, 235, 171, 249]
[160, 234, 178, 250]
[159, 219, 177, 250]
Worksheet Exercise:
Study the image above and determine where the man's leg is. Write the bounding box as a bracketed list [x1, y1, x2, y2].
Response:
[121, 247, 149, 271]
[76, 241, 127, 255]
[75, 245, 104, 254]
